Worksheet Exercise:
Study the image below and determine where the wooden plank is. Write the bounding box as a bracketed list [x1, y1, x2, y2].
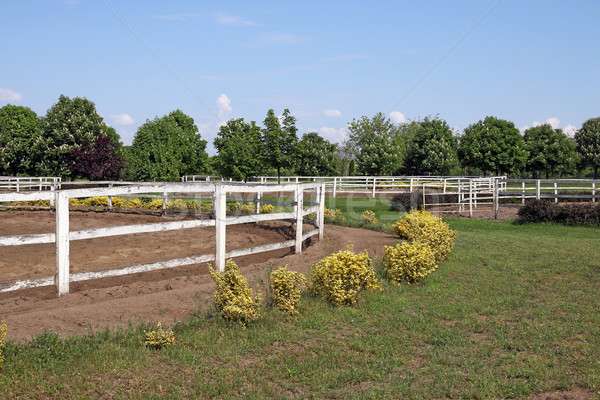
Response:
[69, 219, 215, 241]
[302, 228, 319, 242]
[0, 191, 54, 202]
[226, 239, 296, 258]
[55, 191, 70, 297]
[0, 233, 55, 246]
[227, 212, 295, 225]
[0, 276, 55, 293]
[302, 205, 319, 216]
[214, 184, 226, 271]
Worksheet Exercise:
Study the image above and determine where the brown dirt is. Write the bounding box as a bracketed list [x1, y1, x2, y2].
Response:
[0, 210, 396, 341]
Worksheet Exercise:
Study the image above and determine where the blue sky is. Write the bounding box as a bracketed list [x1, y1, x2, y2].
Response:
[1, 0, 599, 154]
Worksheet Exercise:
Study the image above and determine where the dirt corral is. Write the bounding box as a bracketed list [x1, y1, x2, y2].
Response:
[0, 210, 397, 341]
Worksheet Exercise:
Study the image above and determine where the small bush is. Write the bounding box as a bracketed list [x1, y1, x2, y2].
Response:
[145, 199, 164, 210]
[199, 202, 213, 211]
[0, 319, 6, 367]
[309, 244, 381, 306]
[111, 196, 127, 208]
[324, 207, 344, 223]
[69, 198, 82, 207]
[228, 202, 242, 212]
[144, 322, 175, 349]
[81, 196, 109, 207]
[517, 200, 562, 223]
[185, 200, 199, 210]
[362, 210, 377, 225]
[259, 204, 275, 214]
[209, 259, 261, 326]
[392, 210, 458, 263]
[126, 198, 144, 209]
[167, 199, 185, 210]
[383, 241, 437, 285]
[240, 202, 255, 213]
[270, 266, 307, 316]
[517, 200, 600, 226]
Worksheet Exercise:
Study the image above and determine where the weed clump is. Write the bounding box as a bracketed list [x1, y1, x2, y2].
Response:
[270, 266, 307, 316]
[362, 210, 377, 225]
[144, 322, 175, 349]
[383, 241, 437, 285]
[309, 244, 380, 306]
[209, 259, 261, 326]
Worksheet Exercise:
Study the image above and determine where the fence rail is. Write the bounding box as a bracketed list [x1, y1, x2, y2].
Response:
[0, 182, 325, 297]
[0, 176, 61, 192]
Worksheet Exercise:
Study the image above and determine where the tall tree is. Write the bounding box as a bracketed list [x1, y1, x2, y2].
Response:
[34, 95, 121, 180]
[0, 104, 41, 176]
[405, 117, 458, 175]
[458, 116, 527, 176]
[262, 109, 298, 183]
[295, 132, 339, 176]
[346, 112, 405, 175]
[575, 117, 600, 178]
[128, 110, 209, 181]
[69, 134, 125, 180]
[523, 124, 577, 178]
[213, 118, 264, 182]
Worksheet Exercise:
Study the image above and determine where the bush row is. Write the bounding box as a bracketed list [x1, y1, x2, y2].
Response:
[517, 200, 600, 226]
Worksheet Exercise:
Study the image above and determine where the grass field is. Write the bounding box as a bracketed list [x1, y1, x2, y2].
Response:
[1, 201, 599, 399]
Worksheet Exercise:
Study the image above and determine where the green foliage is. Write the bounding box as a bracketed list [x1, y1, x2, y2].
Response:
[392, 210, 458, 263]
[213, 118, 265, 181]
[309, 244, 381, 306]
[406, 116, 458, 175]
[270, 266, 307, 316]
[383, 241, 437, 284]
[0, 104, 41, 176]
[346, 112, 406, 175]
[361, 209, 377, 224]
[458, 116, 527, 175]
[575, 116, 600, 178]
[0, 319, 6, 368]
[518, 200, 600, 226]
[295, 132, 339, 176]
[524, 124, 577, 178]
[209, 259, 261, 326]
[144, 322, 175, 349]
[34, 95, 121, 180]
[128, 110, 209, 181]
[262, 109, 298, 182]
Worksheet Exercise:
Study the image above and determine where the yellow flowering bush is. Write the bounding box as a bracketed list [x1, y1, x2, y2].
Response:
[392, 210, 458, 263]
[309, 244, 381, 306]
[240, 202, 255, 213]
[144, 322, 175, 349]
[259, 204, 275, 214]
[324, 207, 344, 223]
[228, 201, 242, 212]
[126, 198, 144, 209]
[0, 319, 6, 367]
[383, 241, 437, 285]
[10, 200, 51, 208]
[270, 266, 307, 316]
[81, 196, 109, 207]
[111, 196, 127, 208]
[185, 200, 199, 210]
[209, 259, 262, 326]
[69, 198, 82, 207]
[362, 210, 377, 224]
[145, 199, 164, 209]
[167, 199, 185, 209]
[199, 202, 213, 211]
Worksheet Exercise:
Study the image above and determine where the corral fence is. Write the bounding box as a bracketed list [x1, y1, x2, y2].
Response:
[0, 182, 325, 297]
[0, 176, 61, 192]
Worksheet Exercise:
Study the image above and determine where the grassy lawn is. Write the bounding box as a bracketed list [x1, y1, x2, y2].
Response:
[1, 201, 599, 398]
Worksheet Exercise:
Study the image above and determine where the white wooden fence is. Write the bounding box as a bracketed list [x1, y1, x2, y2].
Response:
[0, 176, 61, 191]
[0, 182, 325, 297]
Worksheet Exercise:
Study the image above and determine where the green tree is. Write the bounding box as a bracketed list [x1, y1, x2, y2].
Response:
[405, 117, 457, 175]
[295, 132, 339, 176]
[262, 109, 298, 183]
[213, 118, 264, 182]
[458, 116, 527, 176]
[346, 112, 405, 175]
[34, 95, 121, 180]
[128, 110, 209, 181]
[575, 117, 600, 178]
[523, 124, 577, 178]
[0, 104, 41, 176]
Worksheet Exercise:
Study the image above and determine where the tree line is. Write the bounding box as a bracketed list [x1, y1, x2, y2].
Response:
[1, 95, 600, 181]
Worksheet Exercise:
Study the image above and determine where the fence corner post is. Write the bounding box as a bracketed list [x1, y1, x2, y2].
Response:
[55, 190, 70, 297]
[215, 184, 226, 271]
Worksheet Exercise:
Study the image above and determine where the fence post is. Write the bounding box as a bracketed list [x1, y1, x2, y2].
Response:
[215, 184, 226, 272]
[255, 191, 261, 214]
[593, 182, 596, 203]
[333, 177, 337, 198]
[50, 184, 56, 207]
[295, 185, 304, 254]
[108, 183, 113, 209]
[162, 191, 168, 213]
[469, 180, 473, 218]
[494, 181, 499, 220]
[443, 178, 447, 194]
[409, 178, 414, 193]
[372, 178, 377, 198]
[318, 183, 325, 240]
[55, 190, 70, 297]
[536, 180, 541, 200]
[554, 182, 558, 203]
[522, 181, 526, 204]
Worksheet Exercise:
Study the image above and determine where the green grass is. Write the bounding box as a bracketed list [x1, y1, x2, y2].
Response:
[1, 202, 600, 398]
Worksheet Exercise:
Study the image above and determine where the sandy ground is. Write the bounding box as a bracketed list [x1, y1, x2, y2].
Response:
[0, 210, 397, 341]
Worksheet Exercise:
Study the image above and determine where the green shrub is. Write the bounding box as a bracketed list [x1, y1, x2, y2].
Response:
[383, 241, 437, 285]
[362, 210, 377, 224]
[309, 244, 381, 306]
[392, 210, 458, 263]
[270, 266, 307, 316]
[517, 200, 562, 223]
[517, 200, 600, 226]
[209, 259, 261, 326]
[144, 322, 175, 349]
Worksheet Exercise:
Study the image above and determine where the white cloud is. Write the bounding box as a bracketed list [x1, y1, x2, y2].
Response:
[318, 127, 347, 143]
[519, 125, 530, 133]
[259, 32, 306, 44]
[212, 12, 260, 26]
[532, 121, 541, 127]
[0, 88, 23, 102]
[389, 111, 406, 124]
[564, 124, 577, 137]
[546, 117, 560, 129]
[110, 114, 134, 126]
[323, 109, 341, 118]
[216, 94, 232, 124]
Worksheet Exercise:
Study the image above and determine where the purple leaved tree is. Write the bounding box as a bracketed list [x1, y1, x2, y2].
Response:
[69, 135, 125, 180]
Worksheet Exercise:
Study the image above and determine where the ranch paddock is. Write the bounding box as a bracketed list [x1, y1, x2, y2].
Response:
[0, 209, 397, 341]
